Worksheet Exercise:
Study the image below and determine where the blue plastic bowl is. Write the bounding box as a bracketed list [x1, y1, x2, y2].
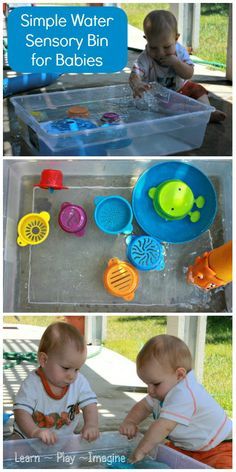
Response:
[94, 196, 133, 235]
[132, 162, 217, 244]
[126, 235, 165, 271]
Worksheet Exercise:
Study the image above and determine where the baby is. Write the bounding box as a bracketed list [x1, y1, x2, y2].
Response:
[13, 322, 99, 445]
[130, 10, 226, 123]
[119, 334, 232, 469]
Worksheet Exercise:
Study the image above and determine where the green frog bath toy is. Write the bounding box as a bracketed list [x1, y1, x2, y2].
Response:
[148, 180, 205, 223]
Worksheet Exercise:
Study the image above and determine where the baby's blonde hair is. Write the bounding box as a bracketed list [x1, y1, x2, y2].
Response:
[38, 321, 85, 355]
[137, 334, 192, 372]
[143, 10, 178, 41]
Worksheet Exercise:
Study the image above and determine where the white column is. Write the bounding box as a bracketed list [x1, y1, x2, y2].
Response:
[85, 316, 107, 344]
[170, 3, 200, 49]
[167, 316, 207, 381]
[226, 4, 232, 81]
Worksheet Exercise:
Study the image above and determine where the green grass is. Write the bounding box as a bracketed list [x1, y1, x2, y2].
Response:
[203, 317, 232, 415]
[196, 14, 228, 67]
[3, 316, 62, 327]
[104, 316, 232, 416]
[104, 316, 166, 361]
[121, 3, 169, 30]
[121, 3, 228, 68]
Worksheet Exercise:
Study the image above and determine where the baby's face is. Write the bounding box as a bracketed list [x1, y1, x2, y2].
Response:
[146, 32, 177, 62]
[138, 358, 181, 401]
[42, 344, 87, 389]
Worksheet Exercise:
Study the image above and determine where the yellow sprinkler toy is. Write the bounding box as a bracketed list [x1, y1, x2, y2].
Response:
[17, 211, 50, 247]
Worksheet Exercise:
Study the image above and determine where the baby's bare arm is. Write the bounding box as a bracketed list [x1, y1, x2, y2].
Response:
[119, 399, 152, 438]
[159, 55, 194, 80]
[14, 409, 57, 444]
[81, 403, 99, 441]
[129, 73, 151, 98]
[14, 409, 41, 438]
[130, 417, 177, 463]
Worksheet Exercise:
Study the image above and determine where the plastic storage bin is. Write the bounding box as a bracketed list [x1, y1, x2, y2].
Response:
[10, 84, 213, 156]
[3, 432, 211, 468]
[3, 160, 231, 313]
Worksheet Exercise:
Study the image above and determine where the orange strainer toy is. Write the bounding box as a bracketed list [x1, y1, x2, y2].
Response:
[17, 211, 50, 247]
[104, 258, 139, 301]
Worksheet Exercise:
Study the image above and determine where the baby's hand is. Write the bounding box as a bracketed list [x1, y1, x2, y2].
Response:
[32, 428, 57, 445]
[129, 448, 145, 464]
[81, 424, 99, 442]
[133, 83, 151, 98]
[119, 421, 138, 439]
[159, 55, 179, 67]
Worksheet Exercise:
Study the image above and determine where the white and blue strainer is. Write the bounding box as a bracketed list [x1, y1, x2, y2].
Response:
[126, 235, 165, 271]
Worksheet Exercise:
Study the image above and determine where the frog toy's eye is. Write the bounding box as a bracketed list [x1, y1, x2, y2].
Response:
[197, 273, 204, 280]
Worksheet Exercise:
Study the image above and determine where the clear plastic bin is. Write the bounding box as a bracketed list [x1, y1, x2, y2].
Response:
[3, 159, 231, 313]
[10, 84, 213, 156]
[3, 432, 211, 468]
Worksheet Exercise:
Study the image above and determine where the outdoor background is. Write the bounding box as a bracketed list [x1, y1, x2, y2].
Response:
[4, 315, 232, 417]
[121, 2, 229, 69]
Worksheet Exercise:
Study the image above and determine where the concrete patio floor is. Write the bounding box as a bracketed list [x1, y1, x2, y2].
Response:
[3, 323, 152, 439]
[3, 26, 232, 157]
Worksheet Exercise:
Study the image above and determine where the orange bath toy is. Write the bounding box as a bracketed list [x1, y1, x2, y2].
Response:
[104, 258, 139, 301]
[187, 240, 232, 290]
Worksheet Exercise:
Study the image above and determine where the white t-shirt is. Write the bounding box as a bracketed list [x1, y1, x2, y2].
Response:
[130, 43, 194, 91]
[13, 369, 97, 438]
[145, 370, 232, 451]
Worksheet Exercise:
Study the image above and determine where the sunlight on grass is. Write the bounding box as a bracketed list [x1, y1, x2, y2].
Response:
[121, 3, 169, 30]
[196, 14, 228, 66]
[3, 316, 62, 327]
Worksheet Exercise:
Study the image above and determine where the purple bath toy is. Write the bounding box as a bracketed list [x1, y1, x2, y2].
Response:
[101, 112, 121, 123]
[58, 202, 87, 237]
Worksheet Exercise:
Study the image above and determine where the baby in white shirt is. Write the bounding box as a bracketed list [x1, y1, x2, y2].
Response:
[119, 334, 232, 468]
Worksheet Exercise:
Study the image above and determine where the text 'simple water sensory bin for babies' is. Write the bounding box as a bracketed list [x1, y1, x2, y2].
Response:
[3, 432, 211, 469]
[3, 160, 231, 313]
[10, 83, 213, 156]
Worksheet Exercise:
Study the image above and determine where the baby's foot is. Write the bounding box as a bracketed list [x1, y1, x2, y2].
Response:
[210, 109, 227, 123]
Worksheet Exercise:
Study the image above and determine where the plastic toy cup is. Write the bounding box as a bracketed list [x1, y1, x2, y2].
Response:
[34, 169, 68, 190]
[94, 196, 133, 235]
[126, 235, 165, 271]
[58, 203, 87, 237]
[67, 105, 90, 118]
[17, 211, 50, 246]
[100, 122, 132, 150]
[101, 112, 121, 123]
[148, 179, 205, 223]
[104, 258, 139, 301]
